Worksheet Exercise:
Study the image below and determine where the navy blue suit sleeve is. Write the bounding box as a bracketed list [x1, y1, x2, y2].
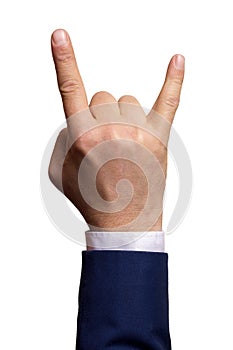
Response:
[76, 251, 171, 350]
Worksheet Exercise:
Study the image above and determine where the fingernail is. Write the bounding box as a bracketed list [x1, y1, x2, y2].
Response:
[174, 54, 185, 70]
[52, 29, 68, 46]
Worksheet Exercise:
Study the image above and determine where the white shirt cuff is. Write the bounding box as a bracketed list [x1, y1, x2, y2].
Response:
[85, 231, 165, 252]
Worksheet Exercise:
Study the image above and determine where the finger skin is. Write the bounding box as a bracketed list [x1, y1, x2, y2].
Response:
[90, 91, 117, 106]
[118, 95, 145, 119]
[51, 29, 88, 117]
[89, 91, 120, 121]
[118, 95, 140, 104]
[152, 54, 185, 123]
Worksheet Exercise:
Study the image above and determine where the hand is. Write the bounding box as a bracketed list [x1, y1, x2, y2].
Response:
[49, 29, 185, 232]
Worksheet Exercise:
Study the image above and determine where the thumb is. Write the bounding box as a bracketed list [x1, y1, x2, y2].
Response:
[48, 128, 67, 192]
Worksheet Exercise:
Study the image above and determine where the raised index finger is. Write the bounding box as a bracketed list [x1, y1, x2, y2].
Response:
[51, 29, 88, 117]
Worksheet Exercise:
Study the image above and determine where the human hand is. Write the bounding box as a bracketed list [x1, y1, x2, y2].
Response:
[49, 29, 185, 232]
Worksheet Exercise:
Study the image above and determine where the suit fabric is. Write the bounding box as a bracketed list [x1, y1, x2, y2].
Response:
[76, 250, 171, 350]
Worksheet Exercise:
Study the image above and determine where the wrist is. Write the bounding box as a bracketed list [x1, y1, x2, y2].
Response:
[87, 214, 163, 232]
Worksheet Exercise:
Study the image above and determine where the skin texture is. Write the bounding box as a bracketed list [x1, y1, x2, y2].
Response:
[49, 29, 185, 232]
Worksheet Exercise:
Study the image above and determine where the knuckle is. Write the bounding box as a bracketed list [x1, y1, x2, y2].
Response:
[71, 128, 100, 156]
[92, 91, 110, 99]
[90, 91, 114, 105]
[59, 78, 81, 95]
[118, 95, 140, 105]
[71, 142, 86, 158]
[71, 135, 89, 155]
[54, 46, 73, 63]
[72, 138, 82, 151]
[171, 77, 183, 87]
[118, 95, 134, 101]
[163, 95, 180, 109]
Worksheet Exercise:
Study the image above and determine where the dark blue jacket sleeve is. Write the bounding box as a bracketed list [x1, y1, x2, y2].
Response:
[76, 250, 171, 350]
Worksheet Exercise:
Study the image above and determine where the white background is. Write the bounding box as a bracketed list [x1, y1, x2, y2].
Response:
[1, 0, 233, 349]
